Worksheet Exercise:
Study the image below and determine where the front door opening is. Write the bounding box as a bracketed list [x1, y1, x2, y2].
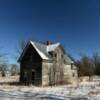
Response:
[31, 71, 35, 83]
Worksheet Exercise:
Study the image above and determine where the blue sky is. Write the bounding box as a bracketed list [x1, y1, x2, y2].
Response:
[0, 0, 100, 64]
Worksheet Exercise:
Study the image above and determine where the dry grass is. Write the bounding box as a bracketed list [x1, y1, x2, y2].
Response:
[0, 75, 19, 80]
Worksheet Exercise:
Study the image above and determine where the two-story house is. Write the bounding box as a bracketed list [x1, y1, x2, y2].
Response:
[18, 40, 78, 86]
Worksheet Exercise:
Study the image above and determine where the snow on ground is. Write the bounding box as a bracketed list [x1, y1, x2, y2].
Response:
[0, 76, 19, 83]
[0, 76, 99, 99]
[0, 83, 99, 100]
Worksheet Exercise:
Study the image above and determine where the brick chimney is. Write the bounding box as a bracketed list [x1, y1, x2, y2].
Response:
[46, 40, 52, 45]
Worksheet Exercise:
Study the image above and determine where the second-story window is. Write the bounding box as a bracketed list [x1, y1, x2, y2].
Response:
[54, 53, 57, 58]
[72, 72, 75, 77]
[71, 64, 74, 69]
[30, 55, 33, 62]
[49, 51, 57, 59]
[61, 54, 63, 58]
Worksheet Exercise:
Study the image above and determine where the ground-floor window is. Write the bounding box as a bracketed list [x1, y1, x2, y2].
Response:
[31, 71, 35, 82]
[23, 71, 27, 82]
[72, 72, 75, 77]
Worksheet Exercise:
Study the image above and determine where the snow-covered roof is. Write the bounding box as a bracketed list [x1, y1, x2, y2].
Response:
[18, 40, 74, 64]
[30, 41, 50, 60]
[47, 43, 60, 52]
[64, 54, 74, 64]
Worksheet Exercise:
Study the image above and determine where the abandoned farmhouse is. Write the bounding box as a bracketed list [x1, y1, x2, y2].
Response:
[18, 40, 78, 86]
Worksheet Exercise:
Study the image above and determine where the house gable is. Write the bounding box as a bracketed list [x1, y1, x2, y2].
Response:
[21, 43, 42, 63]
[18, 41, 50, 62]
[18, 42, 42, 63]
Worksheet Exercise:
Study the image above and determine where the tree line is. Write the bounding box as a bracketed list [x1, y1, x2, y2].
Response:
[0, 40, 100, 77]
[0, 63, 19, 77]
[0, 40, 26, 77]
[75, 53, 100, 77]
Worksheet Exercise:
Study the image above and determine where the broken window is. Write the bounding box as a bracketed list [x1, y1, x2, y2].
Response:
[72, 73, 75, 77]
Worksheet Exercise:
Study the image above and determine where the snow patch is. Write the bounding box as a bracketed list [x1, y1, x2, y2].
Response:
[47, 43, 60, 52]
[30, 41, 49, 60]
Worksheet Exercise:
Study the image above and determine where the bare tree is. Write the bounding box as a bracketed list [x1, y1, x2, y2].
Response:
[10, 64, 19, 76]
[0, 47, 7, 63]
[92, 53, 100, 75]
[0, 64, 8, 77]
[0, 47, 8, 77]
[15, 40, 26, 60]
[76, 54, 95, 77]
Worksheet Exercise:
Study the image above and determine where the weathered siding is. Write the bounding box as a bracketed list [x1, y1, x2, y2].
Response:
[64, 64, 78, 83]
[42, 61, 53, 86]
[52, 45, 65, 85]
[19, 42, 78, 86]
[41, 45, 66, 86]
[20, 44, 42, 85]
[47, 45, 78, 85]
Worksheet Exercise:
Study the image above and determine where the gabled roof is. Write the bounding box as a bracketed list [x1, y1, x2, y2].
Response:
[30, 41, 50, 60]
[64, 54, 74, 64]
[18, 40, 74, 64]
[47, 43, 60, 52]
